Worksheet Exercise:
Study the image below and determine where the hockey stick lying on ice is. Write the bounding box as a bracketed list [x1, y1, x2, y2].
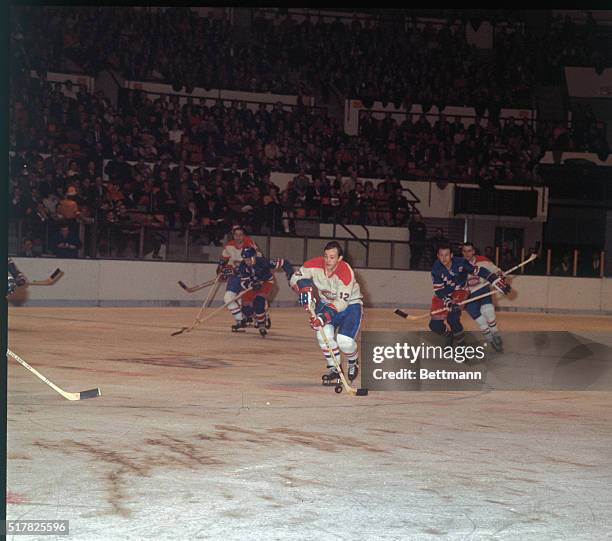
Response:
[307, 301, 368, 396]
[171, 285, 252, 336]
[27, 268, 64, 286]
[394, 253, 538, 321]
[178, 278, 216, 293]
[7, 349, 101, 401]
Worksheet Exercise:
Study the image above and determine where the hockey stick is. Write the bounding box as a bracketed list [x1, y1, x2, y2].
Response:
[7, 349, 101, 401]
[178, 278, 216, 293]
[171, 286, 252, 336]
[307, 302, 368, 396]
[394, 253, 538, 321]
[27, 268, 64, 286]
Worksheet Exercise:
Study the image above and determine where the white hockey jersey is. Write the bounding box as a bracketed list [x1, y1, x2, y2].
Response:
[466, 255, 501, 293]
[221, 237, 261, 268]
[290, 256, 363, 312]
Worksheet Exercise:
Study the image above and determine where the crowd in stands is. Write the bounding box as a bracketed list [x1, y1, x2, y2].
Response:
[11, 7, 611, 109]
[7, 7, 610, 271]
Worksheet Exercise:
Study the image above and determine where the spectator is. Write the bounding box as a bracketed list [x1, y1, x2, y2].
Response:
[55, 185, 80, 225]
[553, 253, 572, 276]
[408, 212, 427, 269]
[20, 238, 36, 257]
[51, 223, 81, 258]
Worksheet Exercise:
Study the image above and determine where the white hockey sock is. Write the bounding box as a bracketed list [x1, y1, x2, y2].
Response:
[323, 347, 340, 369]
[230, 306, 244, 322]
[481, 304, 498, 334]
[475, 315, 493, 341]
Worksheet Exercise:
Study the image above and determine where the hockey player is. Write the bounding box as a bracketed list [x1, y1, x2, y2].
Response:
[430, 243, 511, 348]
[461, 242, 504, 351]
[7, 258, 27, 296]
[216, 226, 261, 280]
[224, 247, 293, 337]
[289, 241, 364, 385]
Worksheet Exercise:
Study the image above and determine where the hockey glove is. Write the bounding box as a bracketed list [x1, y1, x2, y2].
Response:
[7, 276, 17, 295]
[296, 285, 314, 308]
[15, 273, 27, 287]
[310, 304, 337, 330]
[488, 274, 511, 295]
[251, 280, 262, 291]
[220, 265, 234, 280]
[443, 297, 460, 312]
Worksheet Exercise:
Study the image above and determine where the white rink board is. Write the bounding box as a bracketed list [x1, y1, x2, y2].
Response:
[12, 258, 610, 313]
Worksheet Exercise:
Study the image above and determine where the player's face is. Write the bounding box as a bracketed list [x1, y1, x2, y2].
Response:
[244, 256, 256, 267]
[233, 229, 245, 245]
[462, 245, 475, 260]
[324, 248, 343, 272]
[437, 248, 452, 268]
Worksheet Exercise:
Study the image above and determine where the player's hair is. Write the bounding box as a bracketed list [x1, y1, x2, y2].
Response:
[232, 225, 246, 235]
[324, 241, 344, 257]
[436, 242, 452, 253]
[462, 241, 475, 249]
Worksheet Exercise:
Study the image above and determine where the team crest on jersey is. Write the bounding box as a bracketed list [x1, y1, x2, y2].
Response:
[320, 289, 336, 300]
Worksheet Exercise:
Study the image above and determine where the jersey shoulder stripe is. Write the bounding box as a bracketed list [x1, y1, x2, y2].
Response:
[333, 261, 353, 286]
[304, 256, 325, 269]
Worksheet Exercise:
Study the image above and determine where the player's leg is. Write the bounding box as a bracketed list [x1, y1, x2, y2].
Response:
[428, 296, 453, 344]
[224, 276, 246, 331]
[465, 292, 495, 346]
[316, 323, 341, 385]
[480, 301, 502, 351]
[252, 295, 268, 337]
[335, 303, 364, 382]
[429, 317, 453, 345]
[446, 310, 465, 346]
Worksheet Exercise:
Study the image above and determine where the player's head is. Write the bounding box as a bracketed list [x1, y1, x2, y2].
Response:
[232, 226, 246, 244]
[323, 241, 344, 272]
[461, 242, 475, 260]
[437, 243, 452, 266]
[241, 246, 257, 265]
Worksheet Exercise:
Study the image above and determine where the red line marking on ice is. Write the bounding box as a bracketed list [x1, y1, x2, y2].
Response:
[7, 491, 28, 504]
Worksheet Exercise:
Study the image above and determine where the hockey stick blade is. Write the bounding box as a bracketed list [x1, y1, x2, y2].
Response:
[356, 388, 369, 396]
[171, 327, 189, 336]
[79, 388, 101, 400]
[394, 309, 409, 319]
[178, 278, 216, 293]
[28, 269, 64, 286]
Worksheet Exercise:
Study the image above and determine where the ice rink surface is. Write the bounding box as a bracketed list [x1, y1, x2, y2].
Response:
[6, 307, 612, 541]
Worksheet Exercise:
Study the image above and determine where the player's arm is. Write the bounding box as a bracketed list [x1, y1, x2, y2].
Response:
[289, 266, 316, 307]
[216, 255, 233, 279]
[465, 259, 511, 295]
[270, 258, 294, 281]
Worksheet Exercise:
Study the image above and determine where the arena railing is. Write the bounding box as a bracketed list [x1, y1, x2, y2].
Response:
[8, 218, 608, 277]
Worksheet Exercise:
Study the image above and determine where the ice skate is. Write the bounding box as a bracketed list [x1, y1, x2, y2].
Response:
[256, 321, 267, 337]
[231, 319, 247, 333]
[491, 333, 503, 352]
[321, 367, 341, 386]
[347, 361, 359, 382]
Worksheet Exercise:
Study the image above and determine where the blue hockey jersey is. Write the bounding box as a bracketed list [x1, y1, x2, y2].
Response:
[236, 256, 293, 286]
[431, 257, 494, 299]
